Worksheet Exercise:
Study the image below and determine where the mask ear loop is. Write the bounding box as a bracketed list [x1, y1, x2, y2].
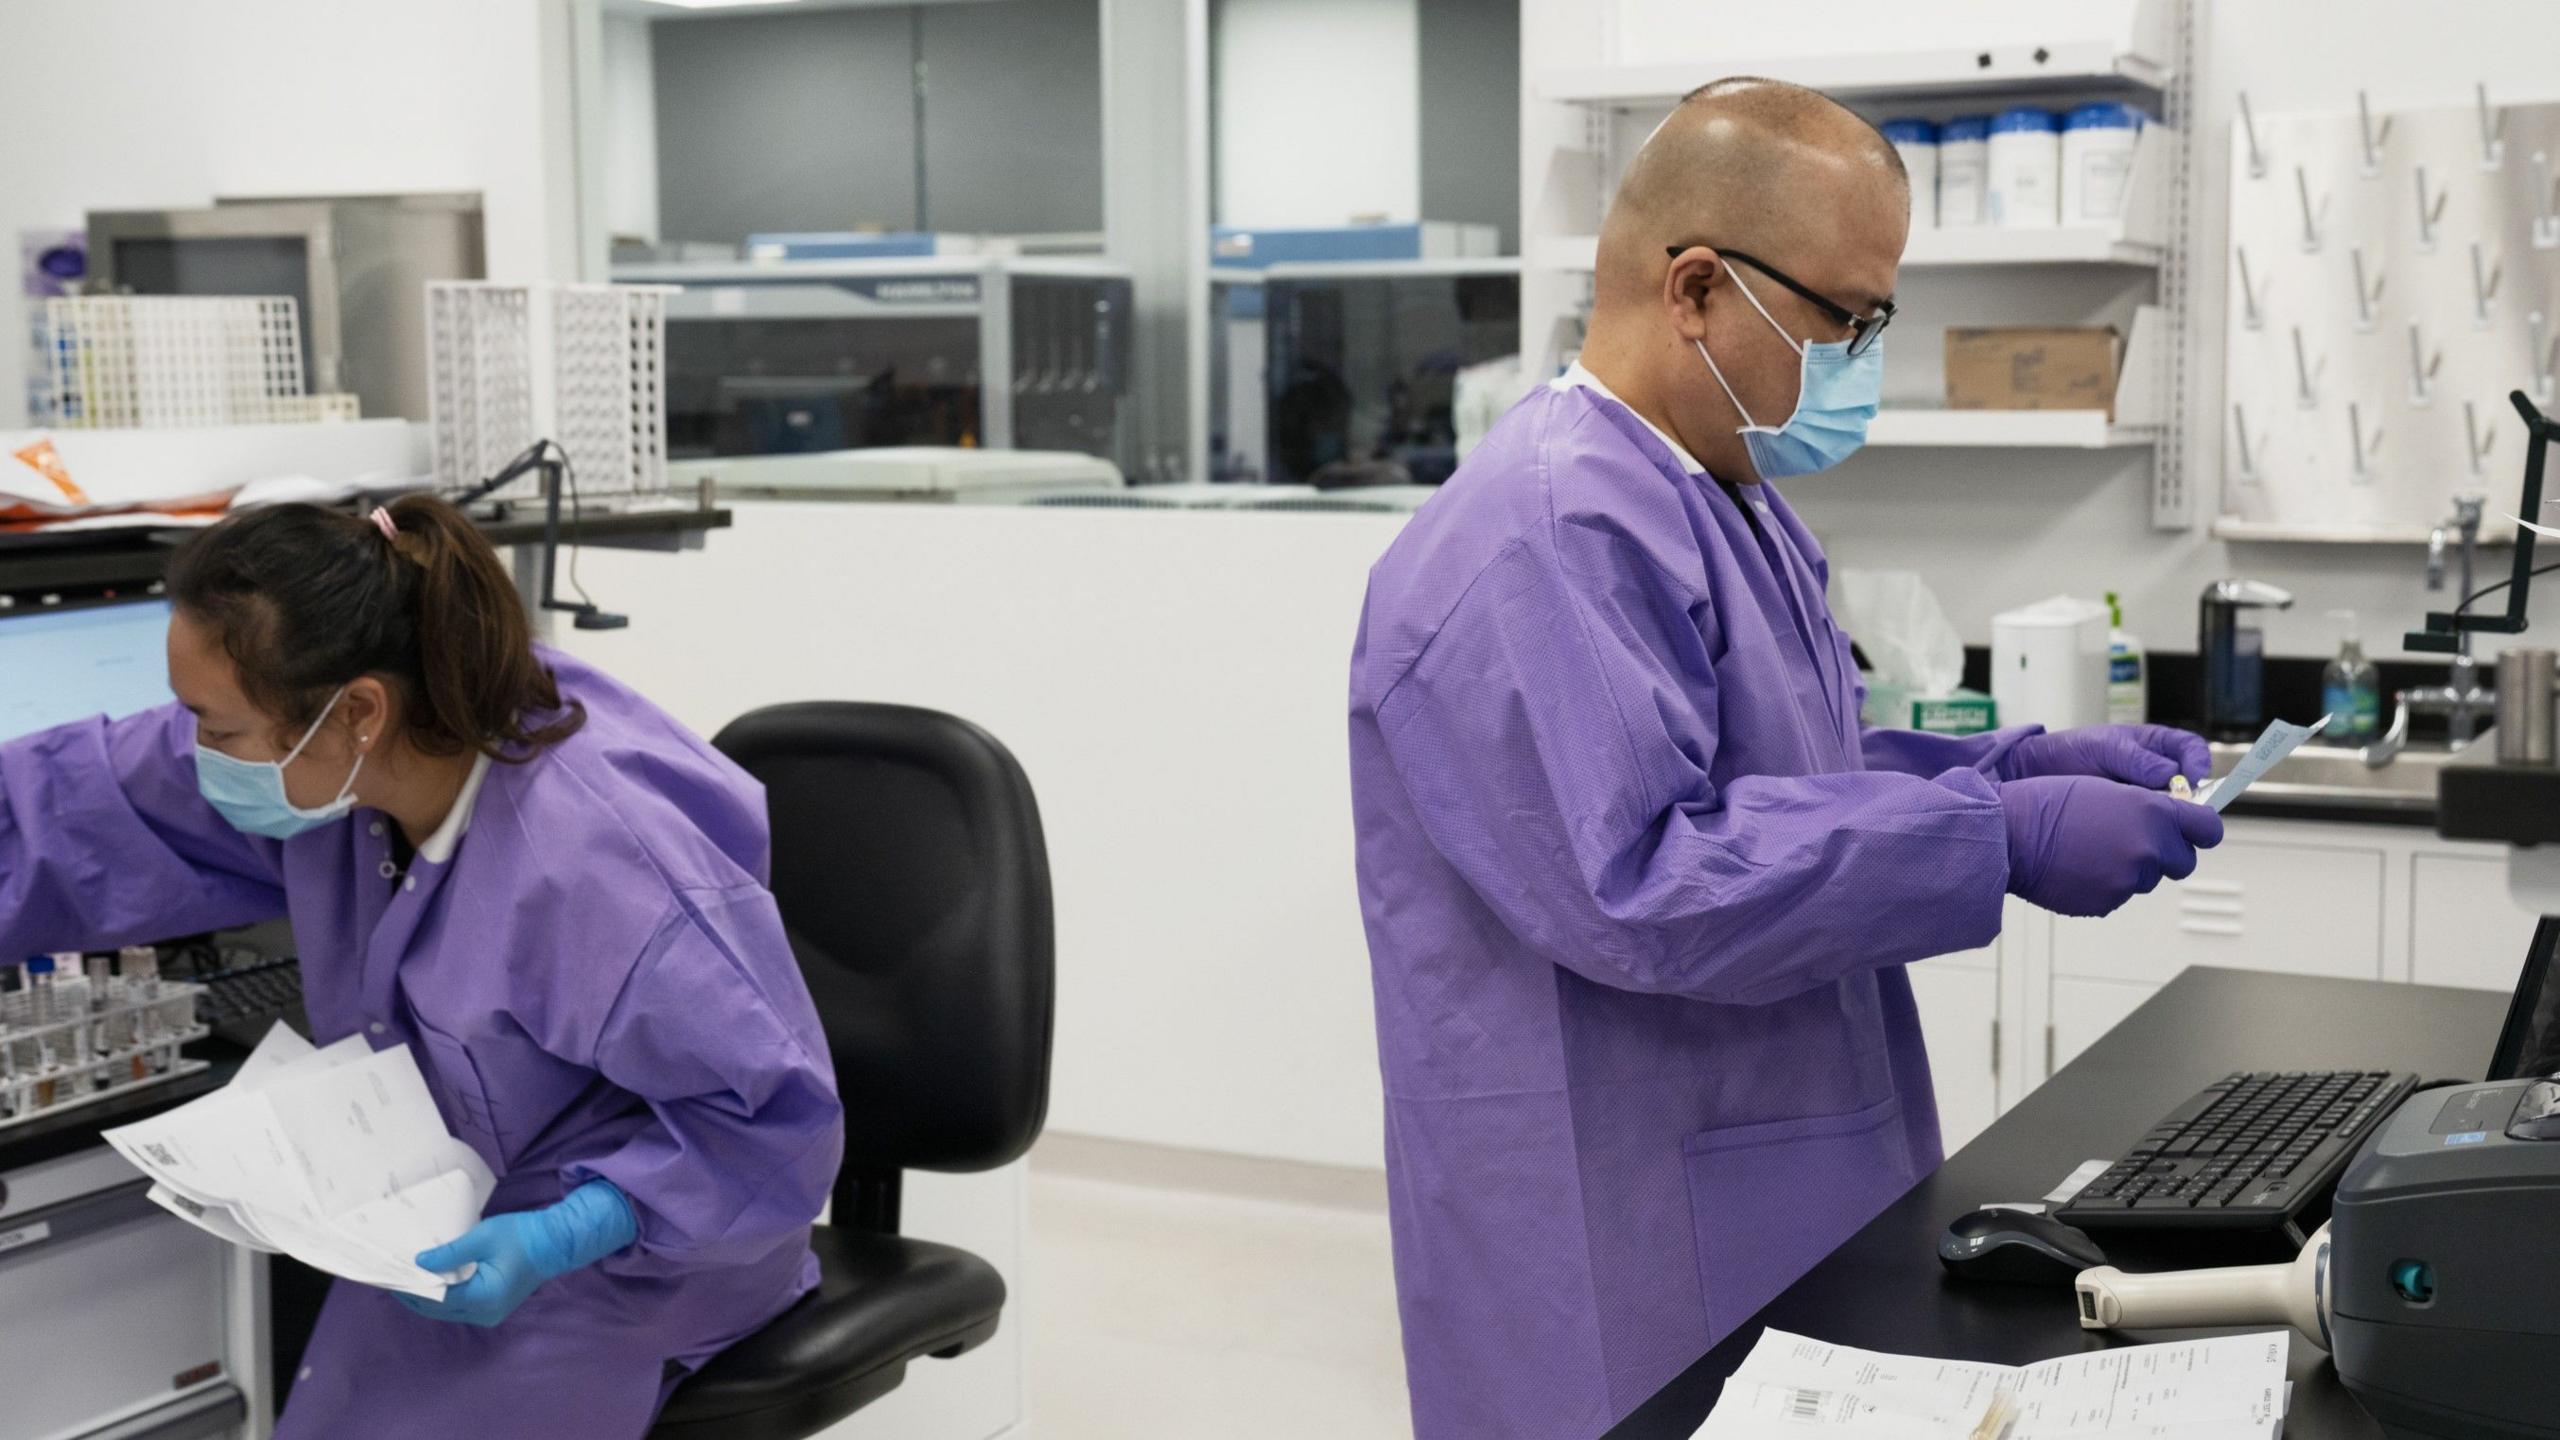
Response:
[278, 686, 367, 812]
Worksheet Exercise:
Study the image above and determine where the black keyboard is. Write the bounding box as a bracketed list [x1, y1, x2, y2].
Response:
[2056, 1069, 2418, 1233]
[197, 958, 310, 1049]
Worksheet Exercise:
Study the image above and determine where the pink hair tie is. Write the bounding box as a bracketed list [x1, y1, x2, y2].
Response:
[368, 506, 398, 541]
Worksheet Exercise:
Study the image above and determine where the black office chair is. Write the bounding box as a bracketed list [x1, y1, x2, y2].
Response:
[649, 703, 1055, 1439]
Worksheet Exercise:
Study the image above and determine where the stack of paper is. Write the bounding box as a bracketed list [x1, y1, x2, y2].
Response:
[1696, 1329, 2290, 1440]
[103, 1023, 494, 1300]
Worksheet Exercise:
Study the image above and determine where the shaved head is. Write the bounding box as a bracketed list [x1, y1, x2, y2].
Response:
[1597, 77, 1906, 307]
[1578, 76, 1911, 485]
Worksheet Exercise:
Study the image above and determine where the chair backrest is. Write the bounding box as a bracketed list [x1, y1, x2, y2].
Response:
[714, 702, 1054, 1187]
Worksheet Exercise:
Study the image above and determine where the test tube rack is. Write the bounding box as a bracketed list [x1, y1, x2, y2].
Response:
[35, 295, 356, 430]
[0, 980, 209, 1134]
[426, 280, 675, 503]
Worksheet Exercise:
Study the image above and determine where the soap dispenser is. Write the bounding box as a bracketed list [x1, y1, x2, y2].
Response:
[2322, 609, 2382, 743]
[2199, 580, 2295, 740]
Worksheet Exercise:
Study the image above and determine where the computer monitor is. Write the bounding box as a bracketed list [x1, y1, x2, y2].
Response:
[0, 599, 177, 744]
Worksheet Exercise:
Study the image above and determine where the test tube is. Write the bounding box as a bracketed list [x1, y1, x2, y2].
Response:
[26, 956, 54, 1026]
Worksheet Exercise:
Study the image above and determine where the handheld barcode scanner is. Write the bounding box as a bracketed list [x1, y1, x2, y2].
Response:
[2072, 1222, 2332, 1347]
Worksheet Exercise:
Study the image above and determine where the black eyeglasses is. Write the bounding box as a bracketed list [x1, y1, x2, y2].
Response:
[1665, 246, 1895, 357]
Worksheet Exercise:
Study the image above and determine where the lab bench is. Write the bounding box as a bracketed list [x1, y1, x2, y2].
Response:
[0, 504, 735, 597]
[0, 1050, 266, 1440]
[1605, 968, 2510, 1439]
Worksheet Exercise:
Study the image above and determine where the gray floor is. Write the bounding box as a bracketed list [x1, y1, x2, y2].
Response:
[1026, 1149, 1411, 1439]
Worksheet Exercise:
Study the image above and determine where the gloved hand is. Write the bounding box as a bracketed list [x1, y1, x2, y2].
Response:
[400, 1179, 637, 1328]
[2000, 723, 2211, 790]
[2001, 775, 2225, 918]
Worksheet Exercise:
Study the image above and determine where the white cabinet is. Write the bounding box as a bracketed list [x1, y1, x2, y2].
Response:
[2047, 974, 2168, 1078]
[1909, 956, 2001, 1153]
[1975, 819, 2537, 1119]
[2411, 852, 2544, 992]
[2048, 838, 2386, 987]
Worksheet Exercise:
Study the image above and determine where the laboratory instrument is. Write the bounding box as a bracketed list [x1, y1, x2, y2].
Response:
[1245, 257, 1520, 487]
[610, 255, 1133, 465]
[2051, 1068, 2417, 1242]
[1209, 222, 1500, 267]
[86, 192, 486, 422]
[1935, 1208, 2107, 1286]
[676, 445, 1124, 503]
[2198, 578, 2294, 740]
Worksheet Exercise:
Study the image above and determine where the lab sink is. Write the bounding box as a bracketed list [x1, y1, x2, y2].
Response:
[2203, 737, 2455, 813]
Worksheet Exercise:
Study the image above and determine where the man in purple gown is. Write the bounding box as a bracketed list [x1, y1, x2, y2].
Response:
[1349, 77, 2221, 1437]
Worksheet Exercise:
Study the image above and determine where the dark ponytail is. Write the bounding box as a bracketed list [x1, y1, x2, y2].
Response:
[166, 494, 586, 760]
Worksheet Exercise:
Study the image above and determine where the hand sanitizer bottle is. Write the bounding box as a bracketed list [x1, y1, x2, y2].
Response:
[2323, 610, 2382, 743]
[2106, 592, 2147, 724]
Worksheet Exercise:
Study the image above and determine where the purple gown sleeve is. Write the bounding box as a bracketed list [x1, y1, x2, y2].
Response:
[1859, 724, 2042, 779]
[0, 705, 287, 955]
[1371, 523, 2011, 1008]
[569, 887, 843, 1272]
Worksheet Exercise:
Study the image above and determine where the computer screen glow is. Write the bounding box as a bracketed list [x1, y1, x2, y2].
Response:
[0, 600, 177, 745]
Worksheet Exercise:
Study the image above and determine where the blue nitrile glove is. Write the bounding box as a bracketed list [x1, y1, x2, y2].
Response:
[2001, 775, 2224, 918]
[400, 1179, 638, 1328]
[1999, 724, 2211, 790]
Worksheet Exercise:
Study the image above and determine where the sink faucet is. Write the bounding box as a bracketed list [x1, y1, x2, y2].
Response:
[2376, 496, 2499, 762]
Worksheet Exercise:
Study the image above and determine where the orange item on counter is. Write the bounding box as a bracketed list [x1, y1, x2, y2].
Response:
[12, 437, 88, 505]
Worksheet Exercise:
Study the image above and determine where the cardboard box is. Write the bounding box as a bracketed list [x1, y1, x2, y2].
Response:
[1861, 683, 1999, 736]
[1944, 327, 2120, 416]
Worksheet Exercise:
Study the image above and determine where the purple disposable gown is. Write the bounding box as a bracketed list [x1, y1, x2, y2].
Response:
[1349, 379, 2033, 1437]
[0, 649, 842, 1438]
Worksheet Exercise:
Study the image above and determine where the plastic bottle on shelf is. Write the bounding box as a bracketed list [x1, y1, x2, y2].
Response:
[1938, 114, 1992, 227]
[1880, 118, 1940, 228]
[2106, 592, 2147, 724]
[2062, 101, 2146, 225]
[1987, 106, 2062, 227]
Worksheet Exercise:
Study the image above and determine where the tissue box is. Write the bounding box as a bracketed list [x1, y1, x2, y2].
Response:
[1863, 684, 1998, 735]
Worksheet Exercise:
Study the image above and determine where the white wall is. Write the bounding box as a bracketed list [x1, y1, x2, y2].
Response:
[601, 12, 661, 245]
[554, 504, 1403, 1173]
[1214, 0, 1419, 228]
[1524, 0, 2560, 663]
[0, 0, 582, 427]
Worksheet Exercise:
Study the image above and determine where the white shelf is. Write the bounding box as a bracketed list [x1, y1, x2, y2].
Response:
[1868, 410, 2155, 448]
[1537, 228, 2158, 273]
[1538, 42, 2168, 109]
[2209, 520, 2515, 546]
[1902, 227, 2161, 266]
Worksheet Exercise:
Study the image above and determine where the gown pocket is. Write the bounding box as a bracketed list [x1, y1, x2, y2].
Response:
[414, 1024, 506, 1155]
[1682, 1093, 1919, 1339]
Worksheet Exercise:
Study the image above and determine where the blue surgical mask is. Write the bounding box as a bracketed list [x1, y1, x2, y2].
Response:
[195, 687, 366, 839]
[1694, 267, 1883, 481]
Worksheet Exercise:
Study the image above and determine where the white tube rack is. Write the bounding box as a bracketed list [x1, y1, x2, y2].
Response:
[0, 981, 209, 1133]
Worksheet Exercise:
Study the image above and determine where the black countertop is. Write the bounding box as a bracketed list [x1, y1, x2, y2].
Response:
[1605, 968, 2509, 1439]
[0, 1048, 238, 1175]
[0, 504, 732, 597]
